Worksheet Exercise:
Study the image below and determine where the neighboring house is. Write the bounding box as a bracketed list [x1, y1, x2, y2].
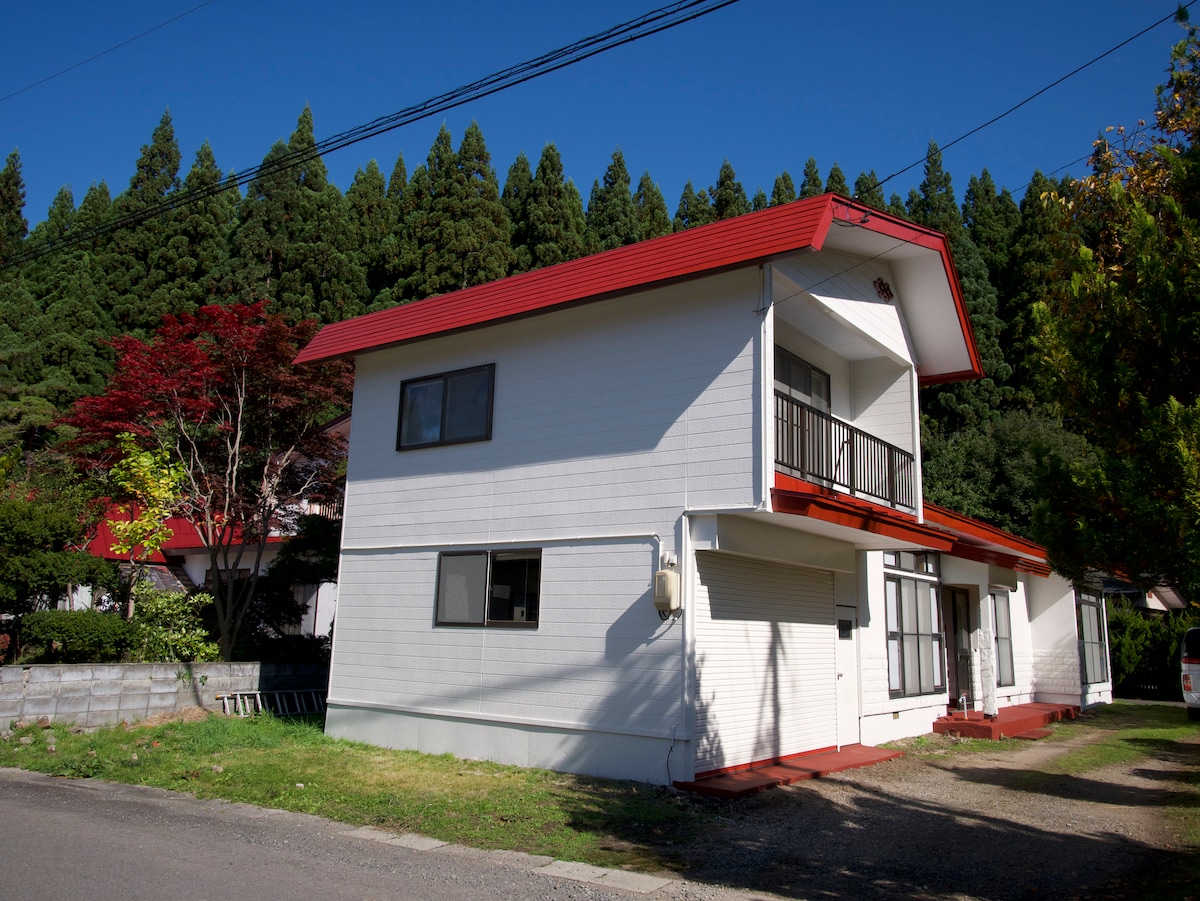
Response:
[78, 513, 336, 637]
[294, 193, 1110, 785]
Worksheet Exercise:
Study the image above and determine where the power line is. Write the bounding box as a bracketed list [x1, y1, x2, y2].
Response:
[865, 1, 1196, 198]
[3, 0, 740, 269]
[0, 0, 220, 105]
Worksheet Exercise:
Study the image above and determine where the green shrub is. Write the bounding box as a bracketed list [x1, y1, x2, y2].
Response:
[131, 583, 220, 663]
[1107, 599, 1200, 699]
[20, 609, 135, 663]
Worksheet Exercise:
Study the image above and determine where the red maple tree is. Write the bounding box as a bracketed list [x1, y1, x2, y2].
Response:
[66, 301, 352, 659]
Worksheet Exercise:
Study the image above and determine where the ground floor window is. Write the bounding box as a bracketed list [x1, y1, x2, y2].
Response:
[1076, 589, 1109, 684]
[993, 590, 1015, 687]
[884, 552, 944, 697]
[436, 549, 541, 627]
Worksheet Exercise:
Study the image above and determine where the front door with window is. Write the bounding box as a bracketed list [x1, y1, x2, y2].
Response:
[945, 588, 972, 708]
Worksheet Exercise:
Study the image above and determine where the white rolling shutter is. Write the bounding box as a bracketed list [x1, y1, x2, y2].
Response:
[693, 552, 836, 773]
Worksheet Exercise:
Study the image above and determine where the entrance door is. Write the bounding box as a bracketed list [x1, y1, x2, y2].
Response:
[835, 604, 860, 747]
[945, 588, 972, 708]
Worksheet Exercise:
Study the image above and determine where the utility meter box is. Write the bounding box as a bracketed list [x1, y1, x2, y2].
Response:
[654, 569, 680, 614]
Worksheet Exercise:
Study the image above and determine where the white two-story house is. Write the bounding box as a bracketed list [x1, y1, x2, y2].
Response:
[295, 194, 1110, 786]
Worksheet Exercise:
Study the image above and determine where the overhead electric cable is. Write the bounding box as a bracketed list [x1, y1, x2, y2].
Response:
[0, 0, 220, 105]
[864, 1, 1197, 197]
[3, 0, 739, 269]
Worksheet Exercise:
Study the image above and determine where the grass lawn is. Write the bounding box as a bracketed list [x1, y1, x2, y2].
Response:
[0, 711, 709, 872]
[2, 701, 1198, 889]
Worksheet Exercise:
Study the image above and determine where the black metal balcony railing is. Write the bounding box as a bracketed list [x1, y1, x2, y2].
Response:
[775, 392, 915, 511]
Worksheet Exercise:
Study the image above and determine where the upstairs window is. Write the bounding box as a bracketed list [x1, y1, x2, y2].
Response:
[398, 364, 495, 450]
[436, 549, 541, 627]
[775, 346, 830, 413]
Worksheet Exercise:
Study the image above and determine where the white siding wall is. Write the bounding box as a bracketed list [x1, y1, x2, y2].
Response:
[329, 541, 681, 735]
[342, 270, 761, 548]
[329, 270, 765, 772]
[1028, 573, 1096, 705]
[692, 552, 836, 773]
[850, 358, 915, 454]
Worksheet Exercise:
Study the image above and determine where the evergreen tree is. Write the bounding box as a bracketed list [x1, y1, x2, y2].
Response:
[23, 182, 117, 412]
[1002, 171, 1074, 403]
[585, 149, 639, 252]
[887, 193, 908, 218]
[799, 157, 823, 198]
[751, 188, 768, 212]
[233, 107, 368, 322]
[0, 150, 28, 268]
[394, 162, 431, 301]
[387, 152, 408, 207]
[770, 171, 796, 206]
[527, 144, 586, 270]
[922, 410, 1089, 538]
[147, 141, 238, 316]
[633, 171, 672, 240]
[908, 142, 1010, 433]
[825, 163, 849, 196]
[961, 169, 1020, 278]
[673, 181, 715, 231]
[406, 123, 513, 298]
[711, 160, 750, 220]
[104, 110, 182, 335]
[501, 151, 534, 274]
[374, 151, 409, 305]
[0, 276, 51, 449]
[346, 160, 396, 302]
[854, 170, 885, 209]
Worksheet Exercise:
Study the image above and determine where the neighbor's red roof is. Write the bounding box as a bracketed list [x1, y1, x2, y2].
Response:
[86, 510, 281, 561]
[294, 193, 982, 382]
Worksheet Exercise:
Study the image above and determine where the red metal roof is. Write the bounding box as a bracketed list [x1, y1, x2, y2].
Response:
[86, 510, 281, 561]
[294, 194, 980, 379]
[923, 503, 1052, 576]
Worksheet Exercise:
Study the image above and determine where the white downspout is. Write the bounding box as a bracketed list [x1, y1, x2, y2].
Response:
[759, 264, 775, 513]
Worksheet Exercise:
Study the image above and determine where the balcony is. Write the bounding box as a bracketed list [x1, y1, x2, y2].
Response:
[775, 393, 915, 511]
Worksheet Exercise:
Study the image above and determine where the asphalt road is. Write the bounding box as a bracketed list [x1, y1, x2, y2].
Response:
[0, 768, 755, 901]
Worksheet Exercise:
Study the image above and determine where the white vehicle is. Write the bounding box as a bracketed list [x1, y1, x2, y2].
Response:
[1183, 627, 1200, 721]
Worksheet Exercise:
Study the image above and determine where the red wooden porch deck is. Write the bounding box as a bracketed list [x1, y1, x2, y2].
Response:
[932, 701, 1079, 740]
[674, 744, 904, 799]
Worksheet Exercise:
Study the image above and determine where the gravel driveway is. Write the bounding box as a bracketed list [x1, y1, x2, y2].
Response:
[663, 713, 1200, 901]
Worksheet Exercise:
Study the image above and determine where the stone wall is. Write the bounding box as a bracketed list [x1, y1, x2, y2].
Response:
[0, 662, 329, 729]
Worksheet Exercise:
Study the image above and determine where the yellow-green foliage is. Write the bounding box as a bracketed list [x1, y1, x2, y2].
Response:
[131, 582, 219, 662]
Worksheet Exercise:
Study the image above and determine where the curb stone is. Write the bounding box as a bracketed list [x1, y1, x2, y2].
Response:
[343, 824, 673, 894]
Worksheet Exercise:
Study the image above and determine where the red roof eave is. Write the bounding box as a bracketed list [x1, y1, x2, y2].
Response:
[772, 475, 955, 550]
[923, 503, 1052, 577]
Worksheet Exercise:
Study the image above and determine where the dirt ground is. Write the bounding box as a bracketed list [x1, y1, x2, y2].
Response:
[666, 718, 1200, 901]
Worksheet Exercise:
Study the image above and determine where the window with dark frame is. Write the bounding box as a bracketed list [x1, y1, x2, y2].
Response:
[436, 549, 541, 627]
[774, 346, 830, 412]
[884, 552, 945, 698]
[397, 364, 495, 450]
[1076, 589, 1109, 684]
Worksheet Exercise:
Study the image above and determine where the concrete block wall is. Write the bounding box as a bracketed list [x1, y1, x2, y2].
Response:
[0, 662, 329, 729]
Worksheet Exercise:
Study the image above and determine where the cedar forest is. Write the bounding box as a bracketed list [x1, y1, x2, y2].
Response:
[3, 21, 1200, 655]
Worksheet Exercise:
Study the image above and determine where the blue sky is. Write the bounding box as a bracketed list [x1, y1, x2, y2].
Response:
[1, 0, 1189, 227]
